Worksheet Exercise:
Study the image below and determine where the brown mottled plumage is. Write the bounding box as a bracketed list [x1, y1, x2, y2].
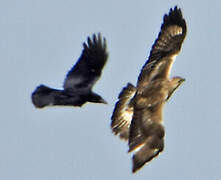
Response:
[111, 6, 186, 173]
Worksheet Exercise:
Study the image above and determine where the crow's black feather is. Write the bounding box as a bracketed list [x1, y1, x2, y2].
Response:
[32, 33, 108, 108]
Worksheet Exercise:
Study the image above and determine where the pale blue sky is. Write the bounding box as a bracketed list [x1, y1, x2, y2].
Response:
[1, 0, 221, 179]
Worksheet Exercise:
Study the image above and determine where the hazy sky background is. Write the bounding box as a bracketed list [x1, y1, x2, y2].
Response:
[1, 0, 221, 179]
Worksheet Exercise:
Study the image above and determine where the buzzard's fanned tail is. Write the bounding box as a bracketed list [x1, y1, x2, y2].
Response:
[111, 83, 136, 140]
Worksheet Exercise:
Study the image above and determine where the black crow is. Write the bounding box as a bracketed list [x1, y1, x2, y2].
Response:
[32, 33, 108, 108]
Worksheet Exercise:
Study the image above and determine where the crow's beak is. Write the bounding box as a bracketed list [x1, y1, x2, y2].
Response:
[100, 98, 108, 104]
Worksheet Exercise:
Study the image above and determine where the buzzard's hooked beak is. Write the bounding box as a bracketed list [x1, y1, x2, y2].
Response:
[180, 78, 185, 84]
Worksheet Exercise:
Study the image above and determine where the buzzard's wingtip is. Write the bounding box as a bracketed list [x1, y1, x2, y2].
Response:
[132, 168, 137, 173]
[163, 5, 186, 32]
[132, 157, 144, 173]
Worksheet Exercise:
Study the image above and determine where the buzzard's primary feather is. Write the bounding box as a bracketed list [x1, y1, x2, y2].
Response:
[32, 33, 108, 108]
[111, 6, 186, 173]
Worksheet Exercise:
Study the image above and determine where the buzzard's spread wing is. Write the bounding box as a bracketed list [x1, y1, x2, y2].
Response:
[129, 103, 165, 173]
[63, 33, 108, 92]
[111, 83, 136, 140]
[137, 6, 186, 87]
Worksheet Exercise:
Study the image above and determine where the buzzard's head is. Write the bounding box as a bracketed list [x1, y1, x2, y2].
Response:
[170, 76, 185, 90]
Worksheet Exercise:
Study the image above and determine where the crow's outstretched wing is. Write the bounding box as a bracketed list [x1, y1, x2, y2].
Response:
[63, 33, 108, 92]
[137, 6, 186, 88]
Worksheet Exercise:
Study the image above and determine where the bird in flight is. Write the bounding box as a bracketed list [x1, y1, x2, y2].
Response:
[32, 33, 108, 108]
[111, 6, 186, 173]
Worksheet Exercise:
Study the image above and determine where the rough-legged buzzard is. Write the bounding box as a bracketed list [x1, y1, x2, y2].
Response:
[111, 6, 186, 173]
